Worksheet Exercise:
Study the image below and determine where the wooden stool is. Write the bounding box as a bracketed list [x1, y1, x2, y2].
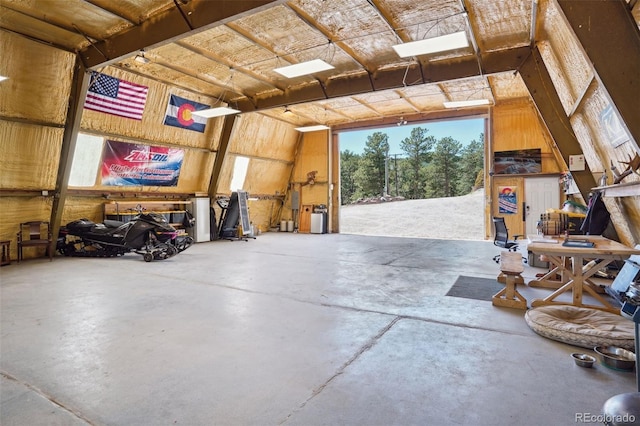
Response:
[0, 240, 10, 266]
[493, 251, 527, 309]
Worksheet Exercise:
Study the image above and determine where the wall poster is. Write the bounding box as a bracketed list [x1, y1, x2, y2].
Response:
[101, 140, 184, 187]
[494, 149, 542, 174]
[498, 186, 518, 214]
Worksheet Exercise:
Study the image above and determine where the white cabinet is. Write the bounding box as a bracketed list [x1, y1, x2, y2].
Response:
[188, 198, 211, 242]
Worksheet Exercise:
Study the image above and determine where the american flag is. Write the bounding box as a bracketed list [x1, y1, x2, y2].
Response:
[84, 72, 148, 120]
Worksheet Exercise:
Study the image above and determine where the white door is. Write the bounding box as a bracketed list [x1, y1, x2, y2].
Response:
[524, 176, 561, 236]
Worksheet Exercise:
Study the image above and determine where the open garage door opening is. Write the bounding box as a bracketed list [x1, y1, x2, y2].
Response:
[338, 117, 487, 241]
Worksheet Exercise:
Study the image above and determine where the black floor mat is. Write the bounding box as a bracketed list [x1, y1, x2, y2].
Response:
[445, 275, 504, 301]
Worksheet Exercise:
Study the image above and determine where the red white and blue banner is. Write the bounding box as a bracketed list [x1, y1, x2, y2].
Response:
[101, 140, 184, 187]
[163, 94, 208, 133]
[84, 72, 148, 120]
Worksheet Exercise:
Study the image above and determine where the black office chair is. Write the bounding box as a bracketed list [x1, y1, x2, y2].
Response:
[492, 217, 525, 263]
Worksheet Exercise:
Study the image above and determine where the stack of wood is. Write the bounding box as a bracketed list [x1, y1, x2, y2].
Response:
[540, 211, 567, 235]
[539, 210, 586, 235]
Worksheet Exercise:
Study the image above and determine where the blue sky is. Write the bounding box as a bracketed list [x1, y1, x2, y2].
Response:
[338, 117, 485, 155]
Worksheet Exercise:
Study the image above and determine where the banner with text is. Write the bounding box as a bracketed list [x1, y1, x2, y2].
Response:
[101, 140, 183, 187]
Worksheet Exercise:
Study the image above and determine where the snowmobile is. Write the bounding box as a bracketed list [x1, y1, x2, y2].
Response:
[57, 209, 193, 262]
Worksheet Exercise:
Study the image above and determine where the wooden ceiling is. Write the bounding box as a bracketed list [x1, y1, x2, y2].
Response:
[0, 0, 583, 127]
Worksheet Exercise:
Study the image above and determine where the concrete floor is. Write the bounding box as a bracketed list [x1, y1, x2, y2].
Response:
[1, 233, 636, 426]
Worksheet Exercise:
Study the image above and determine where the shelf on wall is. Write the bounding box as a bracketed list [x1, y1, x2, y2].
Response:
[104, 201, 192, 228]
[592, 181, 640, 197]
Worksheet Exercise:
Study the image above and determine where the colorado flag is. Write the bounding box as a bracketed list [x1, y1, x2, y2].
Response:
[163, 94, 208, 133]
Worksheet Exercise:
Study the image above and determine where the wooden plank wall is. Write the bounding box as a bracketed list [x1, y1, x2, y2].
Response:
[490, 99, 564, 237]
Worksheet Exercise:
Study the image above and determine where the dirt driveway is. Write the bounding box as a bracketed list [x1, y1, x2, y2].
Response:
[339, 190, 486, 241]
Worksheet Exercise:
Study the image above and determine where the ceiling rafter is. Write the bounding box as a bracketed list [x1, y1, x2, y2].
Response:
[133, 54, 245, 101]
[0, 7, 87, 52]
[82, 0, 139, 26]
[286, 2, 370, 72]
[460, 0, 484, 76]
[315, 102, 357, 122]
[111, 63, 224, 100]
[3, 0, 545, 128]
[367, 0, 407, 43]
[0, 2, 124, 43]
[80, 0, 287, 69]
[175, 38, 288, 94]
[393, 90, 422, 113]
[352, 97, 385, 117]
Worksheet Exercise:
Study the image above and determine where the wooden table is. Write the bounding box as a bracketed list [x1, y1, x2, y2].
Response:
[528, 236, 640, 314]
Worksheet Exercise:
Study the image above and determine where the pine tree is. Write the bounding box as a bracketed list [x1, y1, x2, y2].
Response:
[340, 150, 361, 204]
[399, 127, 435, 199]
[457, 133, 485, 194]
[355, 132, 389, 197]
[425, 136, 462, 197]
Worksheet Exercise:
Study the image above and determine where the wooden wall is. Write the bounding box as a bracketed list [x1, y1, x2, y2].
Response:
[1, 10, 637, 263]
[283, 130, 330, 233]
[0, 31, 74, 259]
[488, 99, 564, 237]
[213, 113, 300, 233]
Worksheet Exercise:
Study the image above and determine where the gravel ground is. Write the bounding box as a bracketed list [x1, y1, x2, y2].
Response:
[339, 189, 486, 241]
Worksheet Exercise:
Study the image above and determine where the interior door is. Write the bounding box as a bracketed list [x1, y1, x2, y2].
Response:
[524, 176, 561, 236]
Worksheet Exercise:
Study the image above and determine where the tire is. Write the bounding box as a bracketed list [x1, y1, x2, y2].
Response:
[143, 253, 153, 262]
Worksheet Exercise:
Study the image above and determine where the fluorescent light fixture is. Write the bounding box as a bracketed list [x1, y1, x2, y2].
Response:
[192, 107, 241, 118]
[0, 75, 8, 82]
[295, 125, 330, 132]
[274, 59, 334, 78]
[392, 31, 469, 58]
[443, 99, 490, 108]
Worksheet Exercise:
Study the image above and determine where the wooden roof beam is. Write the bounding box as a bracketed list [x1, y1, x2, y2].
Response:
[236, 46, 530, 111]
[519, 46, 596, 199]
[80, 0, 287, 69]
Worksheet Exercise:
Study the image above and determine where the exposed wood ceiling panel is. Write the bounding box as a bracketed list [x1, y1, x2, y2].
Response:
[178, 28, 284, 95]
[0, 8, 87, 51]
[117, 61, 226, 99]
[397, 84, 449, 108]
[0, 0, 557, 127]
[1, 0, 133, 41]
[489, 72, 530, 101]
[440, 78, 492, 102]
[87, 0, 175, 25]
[288, 0, 404, 71]
[467, 0, 533, 52]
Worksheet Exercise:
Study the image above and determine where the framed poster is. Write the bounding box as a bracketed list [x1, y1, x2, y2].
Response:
[494, 149, 542, 175]
[498, 186, 517, 214]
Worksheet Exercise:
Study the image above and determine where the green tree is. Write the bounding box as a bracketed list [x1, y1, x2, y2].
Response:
[340, 150, 361, 204]
[355, 132, 389, 197]
[425, 136, 462, 198]
[400, 127, 435, 199]
[457, 133, 485, 194]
